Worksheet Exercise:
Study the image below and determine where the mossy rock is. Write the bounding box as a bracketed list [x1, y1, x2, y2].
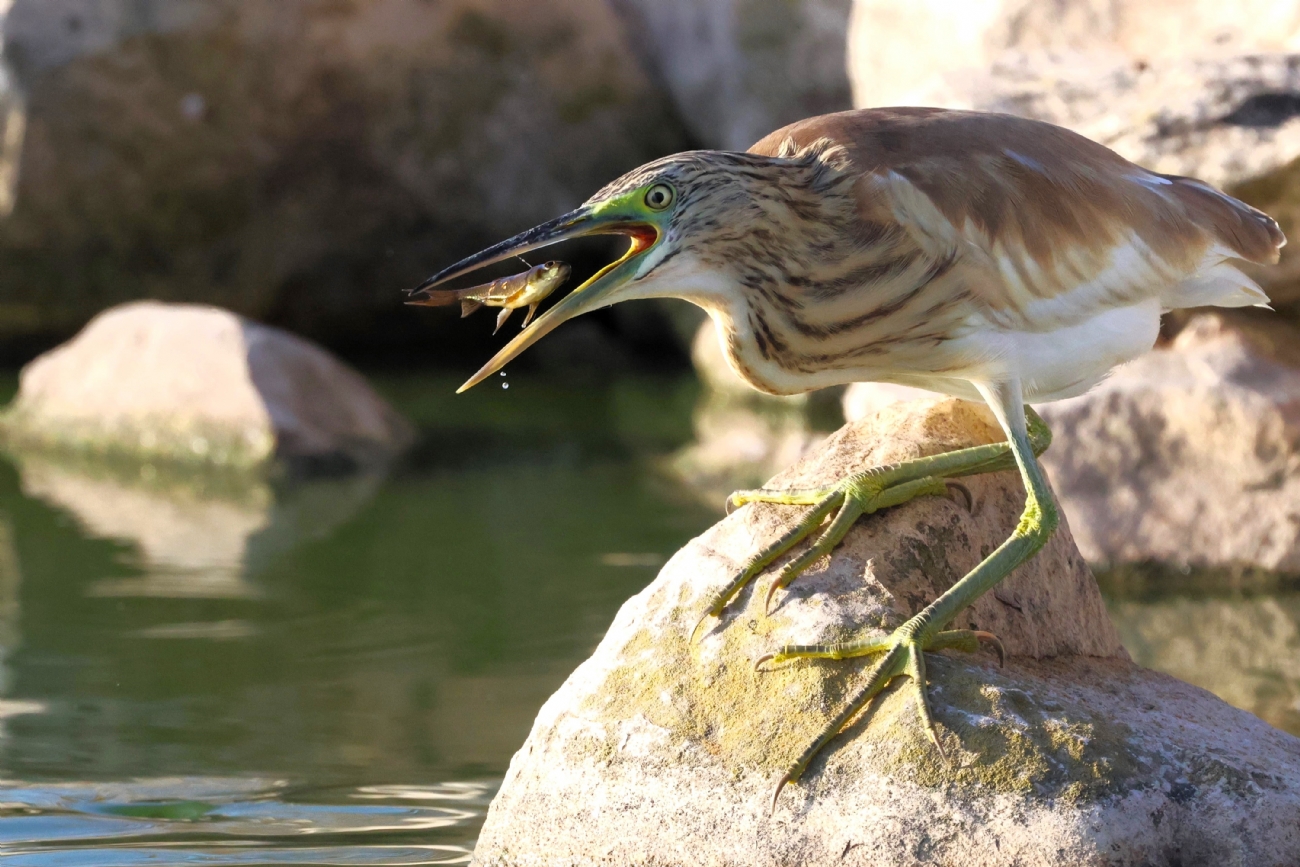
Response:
[473, 398, 1300, 867]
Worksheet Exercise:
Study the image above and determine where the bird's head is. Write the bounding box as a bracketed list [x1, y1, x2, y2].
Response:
[414, 142, 853, 392]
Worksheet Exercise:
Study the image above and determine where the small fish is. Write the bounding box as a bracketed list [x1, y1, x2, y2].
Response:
[408, 261, 572, 334]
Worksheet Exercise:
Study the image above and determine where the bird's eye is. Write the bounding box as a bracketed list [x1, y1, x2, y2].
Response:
[644, 183, 675, 211]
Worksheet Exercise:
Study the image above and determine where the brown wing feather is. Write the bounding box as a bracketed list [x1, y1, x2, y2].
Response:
[1158, 174, 1285, 264]
[750, 109, 1284, 317]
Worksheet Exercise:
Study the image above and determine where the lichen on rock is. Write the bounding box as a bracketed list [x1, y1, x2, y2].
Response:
[473, 398, 1300, 867]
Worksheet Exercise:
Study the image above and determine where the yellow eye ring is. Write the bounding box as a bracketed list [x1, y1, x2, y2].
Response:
[644, 183, 675, 211]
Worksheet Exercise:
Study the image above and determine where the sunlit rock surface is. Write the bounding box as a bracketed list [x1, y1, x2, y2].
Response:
[0, 0, 687, 346]
[1, 301, 414, 470]
[474, 399, 1300, 866]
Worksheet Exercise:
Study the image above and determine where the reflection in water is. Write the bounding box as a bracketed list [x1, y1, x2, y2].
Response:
[0, 516, 42, 730]
[1108, 592, 1300, 735]
[0, 777, 485, 864]
[12, 454, 382, 600]
[0, 372, 715, 862]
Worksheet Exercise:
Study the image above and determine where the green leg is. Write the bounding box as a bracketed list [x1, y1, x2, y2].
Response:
[691, 403, 1051, 641]
[763, 381, 1060, 810]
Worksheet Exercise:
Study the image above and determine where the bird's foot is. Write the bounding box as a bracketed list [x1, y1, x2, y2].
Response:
[759, 622, 1004, 811]
[689, 408, 1054, 642]
[691, 469, 964, 641]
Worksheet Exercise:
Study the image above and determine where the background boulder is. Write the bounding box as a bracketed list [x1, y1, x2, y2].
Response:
[609, 0, 853, 150]
[1036, 314, 1300, 572]
[842, 315, 1300, 573]
[0, 0, 690, 353]
[1, 301, 414, 470]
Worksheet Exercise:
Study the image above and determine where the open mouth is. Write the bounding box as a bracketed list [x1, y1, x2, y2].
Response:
[410, 210, 661, 393]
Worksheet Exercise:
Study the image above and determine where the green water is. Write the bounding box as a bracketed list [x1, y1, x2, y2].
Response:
[0, 372, 716, 864]
[0, 371, 1293, 865]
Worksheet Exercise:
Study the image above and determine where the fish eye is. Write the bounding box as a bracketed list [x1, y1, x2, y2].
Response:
[644, 183, 675, 211]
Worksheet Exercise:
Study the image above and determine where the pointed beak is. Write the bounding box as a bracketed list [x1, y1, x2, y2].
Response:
[412, 205, 660, 393]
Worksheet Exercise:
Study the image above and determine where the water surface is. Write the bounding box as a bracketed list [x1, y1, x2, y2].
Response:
[0, 372, 715, 864]
[0, 371, 1292, 864]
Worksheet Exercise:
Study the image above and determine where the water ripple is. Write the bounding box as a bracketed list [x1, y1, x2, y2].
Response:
[0, 777, 492, 866]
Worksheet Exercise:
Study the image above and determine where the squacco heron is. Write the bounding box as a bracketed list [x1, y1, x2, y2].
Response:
[412, 108, 1284, 804]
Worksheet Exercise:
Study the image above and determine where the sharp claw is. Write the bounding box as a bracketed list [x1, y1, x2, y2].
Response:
[944, 480, 973, 512]
[974, 630, 1006, 667]
[763, 580, 782, 616]
[755, 652, 776, 671]
[930, 727, 949, 762]
[770, 772, 792, 816]
[690, 610, 715, 644]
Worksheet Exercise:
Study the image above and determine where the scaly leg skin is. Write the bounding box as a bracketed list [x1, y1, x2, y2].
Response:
[690, 401, 1051, 642]
[759, 381, 1060, 812]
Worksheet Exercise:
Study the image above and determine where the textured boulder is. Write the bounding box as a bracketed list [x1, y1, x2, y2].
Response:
[610, 0, 853, 151]
[0, 0, 688, 346]
[1, 301, 414, 470]
[473, 399, 1300, 866]
[1035, 315, 1300, 572]
[848, 0, 1300, 111]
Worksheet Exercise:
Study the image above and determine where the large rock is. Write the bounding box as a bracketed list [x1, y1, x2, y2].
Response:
[1, 301, 415, 470]
[848, 0, 1300, 111]
[0, 0, 688, 348]
[610, 0, 853, 150]
[1036, 314, 1300, 572]
[473, 399, 1300, 866]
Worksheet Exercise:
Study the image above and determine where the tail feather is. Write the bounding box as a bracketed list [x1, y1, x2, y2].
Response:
[1161, 259, 1271, 311]
[1162, 175, 1286, 265]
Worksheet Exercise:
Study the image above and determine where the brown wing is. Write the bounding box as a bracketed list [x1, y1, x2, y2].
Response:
[750, 108, 1283, 321]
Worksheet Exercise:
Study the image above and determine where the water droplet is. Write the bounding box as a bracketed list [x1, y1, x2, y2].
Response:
[502, 382, 509, 390]
[500, 372, 507, 376]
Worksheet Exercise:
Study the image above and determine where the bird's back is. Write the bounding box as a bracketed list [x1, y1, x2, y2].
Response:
[733, 108, 1284, 400]
[752, 108, 1282, 314]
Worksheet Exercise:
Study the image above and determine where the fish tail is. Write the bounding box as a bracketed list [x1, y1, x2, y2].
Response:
[460, 299, 484, 318]
[405, 288, 463, 308]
